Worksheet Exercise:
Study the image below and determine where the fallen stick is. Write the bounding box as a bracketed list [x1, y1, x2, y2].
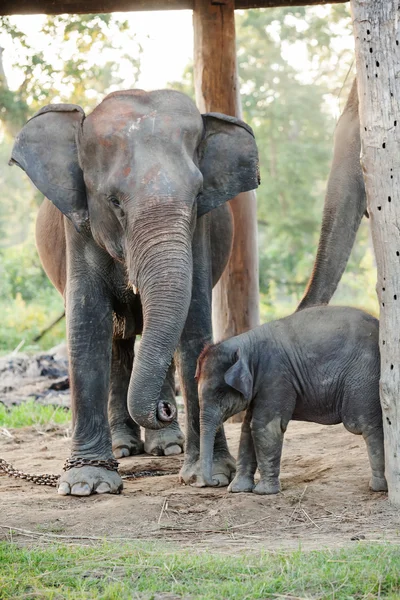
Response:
[32, 312, 66, 343]
[0, 525, 129, 542]
[157, 498, 168, 525]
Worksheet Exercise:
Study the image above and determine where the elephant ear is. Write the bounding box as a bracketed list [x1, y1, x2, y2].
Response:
[224, 349, 253, 402]
[9, 104, 88, 232]
[197, 113, 260, 217]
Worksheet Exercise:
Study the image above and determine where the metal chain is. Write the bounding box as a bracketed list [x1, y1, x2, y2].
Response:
[0, 458, 59, 487]
[63, 457, 119, 472]
[122, 470, 177, 479]
[0, 457, 177, 488]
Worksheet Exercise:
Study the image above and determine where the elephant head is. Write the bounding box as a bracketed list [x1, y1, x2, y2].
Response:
[10, 89, 259, 429]
[196, 343, 250, 486]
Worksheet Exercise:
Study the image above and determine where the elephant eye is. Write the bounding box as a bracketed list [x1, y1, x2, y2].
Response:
[109, 196, 121, 209]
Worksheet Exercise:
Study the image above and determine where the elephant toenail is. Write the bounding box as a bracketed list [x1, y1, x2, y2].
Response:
[71, 483, 91, 496]
[96, 482, 111, 494]
[58, 482, 71, 496]
[164, 444, 183, 456]
[214, 474, 229, 486]
[113, 447, 129, 458]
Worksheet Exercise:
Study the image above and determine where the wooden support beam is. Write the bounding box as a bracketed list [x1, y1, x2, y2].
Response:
[351, 0, 400, 505]
[193, 0, 259, 423]
[236, 0, 347, 6]
[1, 0, 349, 16]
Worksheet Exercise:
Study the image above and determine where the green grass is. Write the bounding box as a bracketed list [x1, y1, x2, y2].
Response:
[0, 400, 71, 428]
[0, 540, 399, 599]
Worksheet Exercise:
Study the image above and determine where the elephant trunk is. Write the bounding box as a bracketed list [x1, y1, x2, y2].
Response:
[297, 78, 366, 311]
[127, 208, 193, 429]
[297, 181, 365, 311]
[199, 405, 222, 486]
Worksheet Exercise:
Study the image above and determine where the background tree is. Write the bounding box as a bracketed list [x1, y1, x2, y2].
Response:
[235, 6, 373, 318]
[169, 6, 375, 320]
[0, 14, 143, 351]
[0, 6, 378, 353]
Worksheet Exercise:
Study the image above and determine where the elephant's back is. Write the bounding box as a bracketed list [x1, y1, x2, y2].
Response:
[271, 305, 379, 359]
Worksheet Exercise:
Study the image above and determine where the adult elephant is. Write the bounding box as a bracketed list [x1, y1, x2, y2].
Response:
[297, 78, 367, 311]
[10, 89, 259, 496]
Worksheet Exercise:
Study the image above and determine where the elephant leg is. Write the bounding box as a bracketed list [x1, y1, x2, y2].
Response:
[362, 427, 387, 492]
[251, 415, 285, 496]
[144, 360, 185, 456]
[58, 228, 122, 497]
[250, 386, 294, 496]
[109, 338, 144, 458]
[177, 214, 235, 486]
[228, 408, 257, 493]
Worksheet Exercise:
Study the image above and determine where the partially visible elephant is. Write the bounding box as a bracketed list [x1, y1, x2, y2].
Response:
[10, 89, 259, 496]
[297, 78, 366, 310]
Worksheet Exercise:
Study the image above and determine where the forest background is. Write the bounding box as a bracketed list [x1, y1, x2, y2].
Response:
[0, 5, 377, 354]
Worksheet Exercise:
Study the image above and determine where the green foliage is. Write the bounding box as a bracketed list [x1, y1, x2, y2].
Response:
[0, 14, 143, 354]
[0, 8, 378, 353]
[0, 137, 36, 247]
[0, 291, 65, 354]
[0, 239, 52, 301]
[0, 137, 64, 353]
[234, 6, 361, 310]
[0, 400, 70, 428]
[0, 13, 143, 134]
[1, 540, 400, 599]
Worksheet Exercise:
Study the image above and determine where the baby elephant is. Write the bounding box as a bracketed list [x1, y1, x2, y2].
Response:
[196, 306, 387, 494]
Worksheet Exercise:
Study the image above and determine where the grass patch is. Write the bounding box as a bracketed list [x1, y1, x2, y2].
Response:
[0, 400, 70, 428]
[0, 540, 399, 599]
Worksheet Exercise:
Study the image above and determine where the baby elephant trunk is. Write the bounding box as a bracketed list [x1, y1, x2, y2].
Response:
[199, 407, 222, 487]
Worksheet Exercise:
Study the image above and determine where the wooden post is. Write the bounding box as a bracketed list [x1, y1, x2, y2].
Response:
[193, 0, 260, 422]
[193, 0, 259, 336]
[351, 0, 400, 505]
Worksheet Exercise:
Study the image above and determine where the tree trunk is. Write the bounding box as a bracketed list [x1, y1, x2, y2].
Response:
[351, 0, 400, 505]
[193, 0, 260, 423]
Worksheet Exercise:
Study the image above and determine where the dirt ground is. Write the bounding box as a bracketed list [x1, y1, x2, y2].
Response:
[1, 418, 399, 554]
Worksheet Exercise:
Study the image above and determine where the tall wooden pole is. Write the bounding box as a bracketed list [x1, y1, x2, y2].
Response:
[351, 0, 400, 505]
[193, 0, 260, 345]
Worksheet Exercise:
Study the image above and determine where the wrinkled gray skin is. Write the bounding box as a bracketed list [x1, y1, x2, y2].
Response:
[297, 78, 366, 310]
[10, 89, 259, 496]
[197, 306, 387, 495]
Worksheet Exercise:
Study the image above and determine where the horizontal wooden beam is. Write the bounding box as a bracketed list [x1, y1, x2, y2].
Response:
[0, 0, 191, 15]
[1, 0, 348, 16]
[236, 0, 347, 6]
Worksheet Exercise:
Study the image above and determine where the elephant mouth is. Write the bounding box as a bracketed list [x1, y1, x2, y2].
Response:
[157, 400, 177, 423]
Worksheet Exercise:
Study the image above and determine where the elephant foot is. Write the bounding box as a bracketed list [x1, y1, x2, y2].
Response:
[111, 425, 144, 459]
[58, 466, 123, 496]
[144, 421, 184, 456]
[253, 478, 280, 495]
[180, 452, 236, 487]
[369, 475, 388, 492]
[228, 474, 255, 493]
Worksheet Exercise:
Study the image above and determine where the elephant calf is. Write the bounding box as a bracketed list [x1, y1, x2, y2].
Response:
[196, 306, 387, 495]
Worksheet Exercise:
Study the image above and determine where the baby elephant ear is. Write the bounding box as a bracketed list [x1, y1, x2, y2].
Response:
[197, 113, 260, 218]
[9, 104, 88, 232]
[224, 349, 253, 402]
